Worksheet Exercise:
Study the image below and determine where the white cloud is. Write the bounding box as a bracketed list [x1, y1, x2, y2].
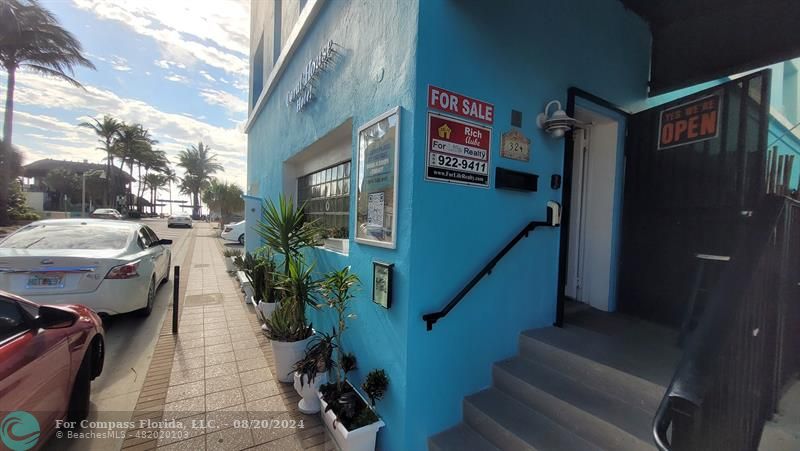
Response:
[110, 55, 131, 72]
[73, 0, 249, 77]
[154, 59, 171, 69]
[199, 70, 215, 82]
[165, 73, 189, 83]
[199, 88, 247, 115]
[1, 74, 246, 187]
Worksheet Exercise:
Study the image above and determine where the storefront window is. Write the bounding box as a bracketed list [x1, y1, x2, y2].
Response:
[297, 161, 351, 239]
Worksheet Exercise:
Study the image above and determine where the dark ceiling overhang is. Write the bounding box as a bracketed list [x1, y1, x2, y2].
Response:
[621, 0, 800, 96]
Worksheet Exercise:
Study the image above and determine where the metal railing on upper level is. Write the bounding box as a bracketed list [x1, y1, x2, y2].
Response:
[653, 196, 800, 451]
[422, 205, 558, 331]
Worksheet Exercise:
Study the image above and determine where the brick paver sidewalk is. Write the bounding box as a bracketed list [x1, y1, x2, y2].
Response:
[122, 226, 329, 451]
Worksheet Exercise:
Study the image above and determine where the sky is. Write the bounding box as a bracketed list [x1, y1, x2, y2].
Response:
[0, 0, 250, 208]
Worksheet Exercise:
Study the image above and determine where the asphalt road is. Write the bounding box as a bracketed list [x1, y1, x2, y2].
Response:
[48, 218, 195, 451]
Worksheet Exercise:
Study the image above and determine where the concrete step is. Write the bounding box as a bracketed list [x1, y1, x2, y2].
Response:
[494, 356, 656, 451]
[464, 388, 602, 451]
[429, 423, 501, 451]
[520, 326, 676, 412]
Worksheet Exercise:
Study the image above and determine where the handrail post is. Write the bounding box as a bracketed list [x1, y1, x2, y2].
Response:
[172, 265, 180, 334]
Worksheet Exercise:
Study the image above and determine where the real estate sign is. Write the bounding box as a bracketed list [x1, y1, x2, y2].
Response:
[425, 113, 491, 187]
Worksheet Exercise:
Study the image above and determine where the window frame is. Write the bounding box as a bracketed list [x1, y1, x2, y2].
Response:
[296, 160, 352, 253]
[354, 106, 400, 249]
[0, 298, 33, 345]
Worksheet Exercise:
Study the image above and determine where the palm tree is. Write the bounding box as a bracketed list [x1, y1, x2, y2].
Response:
[201, 178, 244, 226]
[112, 124, 141, 209]
[178, 174, 207, 218]
[162, 168, 178, 215]
[1, 0, 94, 143]
[0, 0, 94, 225]
[0, 139, 21, 224]
[176, 142, 223, 218]
[142, 173, 166, 215]
[78, 115, 121, 205]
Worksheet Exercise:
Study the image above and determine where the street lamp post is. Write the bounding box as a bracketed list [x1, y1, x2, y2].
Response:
[81, 171, 86, 217]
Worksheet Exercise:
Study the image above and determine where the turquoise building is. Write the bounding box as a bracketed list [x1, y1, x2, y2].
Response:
[245, 1, 800, 450]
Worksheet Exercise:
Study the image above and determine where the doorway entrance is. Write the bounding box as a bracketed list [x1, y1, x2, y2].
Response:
[564, 105, 625, 312]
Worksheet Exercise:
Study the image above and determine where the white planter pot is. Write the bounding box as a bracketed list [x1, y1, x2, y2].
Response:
[235, 270, 247, 285]
[242, 283, 254, 301]
[224, 257, 236, 272]
[257, 300, 276, 321]
[323, 238, 349, 254]
[293, 371, 327, 414]
[318, 392, 384, 451]
[270, 335, 313, 383]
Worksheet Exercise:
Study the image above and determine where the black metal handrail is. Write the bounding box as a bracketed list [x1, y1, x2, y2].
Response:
[653, 196, 798, 451]
[422, 207, 556, 331]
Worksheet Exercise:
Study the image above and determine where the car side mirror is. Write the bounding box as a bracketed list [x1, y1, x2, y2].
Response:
[38, 306, 78, 329]
[151, 239, 173, 247]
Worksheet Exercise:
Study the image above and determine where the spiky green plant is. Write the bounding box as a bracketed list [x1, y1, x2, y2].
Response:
[254, 195, 320, 274]
[318, 266, 361, 392]
[271, 257, 321, 342]
[262, 300, 312, 342]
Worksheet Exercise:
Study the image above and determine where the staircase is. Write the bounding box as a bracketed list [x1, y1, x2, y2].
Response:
[429, 311, 682, 451]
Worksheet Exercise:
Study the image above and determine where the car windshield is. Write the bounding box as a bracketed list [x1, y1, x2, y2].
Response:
[0, 224, 131, 250]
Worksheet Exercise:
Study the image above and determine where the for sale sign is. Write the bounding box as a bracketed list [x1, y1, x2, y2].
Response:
[428, 85, 494, 124]
[426, 113, 491, 187]
[658, 93, 721, 150]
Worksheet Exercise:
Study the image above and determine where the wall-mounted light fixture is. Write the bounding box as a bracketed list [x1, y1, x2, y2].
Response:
[536, 100, 579, 138]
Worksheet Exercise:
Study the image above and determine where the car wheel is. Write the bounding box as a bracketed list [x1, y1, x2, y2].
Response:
[67, 350, 92, 423]
[238, 234, 245, 245]
[138, 278, 156, 317]
[167, 224, 173, 228]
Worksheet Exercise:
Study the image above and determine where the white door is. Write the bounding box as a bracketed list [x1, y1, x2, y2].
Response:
[564, 107, 622, 311]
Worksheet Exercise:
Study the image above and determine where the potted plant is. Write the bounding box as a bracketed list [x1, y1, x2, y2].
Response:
[313, 267, 387, 451]
[234, 253, 256, 302]
[256, 195, 321, 382]
[264, 257, 320, 382]
[320, 226, 349, 254]
[222, 248, 241, 272]
[292, 332, 335, 414]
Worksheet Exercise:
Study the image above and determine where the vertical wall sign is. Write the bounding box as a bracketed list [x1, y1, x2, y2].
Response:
[657, 93, 721, 150]
[425, 113, 492, 187]
[356, 107, 400, 249]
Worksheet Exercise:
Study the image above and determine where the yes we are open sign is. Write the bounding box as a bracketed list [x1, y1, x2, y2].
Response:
[658, 93, 721, 150]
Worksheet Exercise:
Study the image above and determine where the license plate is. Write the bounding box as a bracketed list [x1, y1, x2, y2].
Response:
[27, 272, 65, 289]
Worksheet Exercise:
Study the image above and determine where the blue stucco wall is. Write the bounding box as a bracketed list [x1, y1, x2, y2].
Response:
[403, 0, 651, 448]
[768, 117, 800, 193]
[245, 1, 419, 449]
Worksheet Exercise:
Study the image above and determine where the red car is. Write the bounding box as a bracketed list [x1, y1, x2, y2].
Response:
[0, 290, 104, 445]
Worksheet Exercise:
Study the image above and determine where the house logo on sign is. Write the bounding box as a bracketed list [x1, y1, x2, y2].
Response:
[437, 123, 452, 139]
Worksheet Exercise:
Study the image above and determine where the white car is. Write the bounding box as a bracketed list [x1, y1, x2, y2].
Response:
[167, 215, 192, 228]
[0, 219, 172, 316]
[221, 220, 246, 245]
[90, 208, 122, 220]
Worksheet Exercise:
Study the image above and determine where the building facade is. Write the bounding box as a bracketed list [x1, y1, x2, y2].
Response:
[246, 1, 800, 450]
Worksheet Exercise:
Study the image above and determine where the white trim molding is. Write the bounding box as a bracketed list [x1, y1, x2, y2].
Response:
[245, 0, 326, 134]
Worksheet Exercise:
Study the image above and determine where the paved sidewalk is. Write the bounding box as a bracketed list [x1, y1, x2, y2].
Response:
[121, 225, 329, 450]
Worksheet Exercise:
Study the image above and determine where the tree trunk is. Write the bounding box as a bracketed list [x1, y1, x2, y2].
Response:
[193, 191, 200, 219]
[3, 65, 15, 145]
[0, 65, 16, 226]
[105, 141, 112, 207]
